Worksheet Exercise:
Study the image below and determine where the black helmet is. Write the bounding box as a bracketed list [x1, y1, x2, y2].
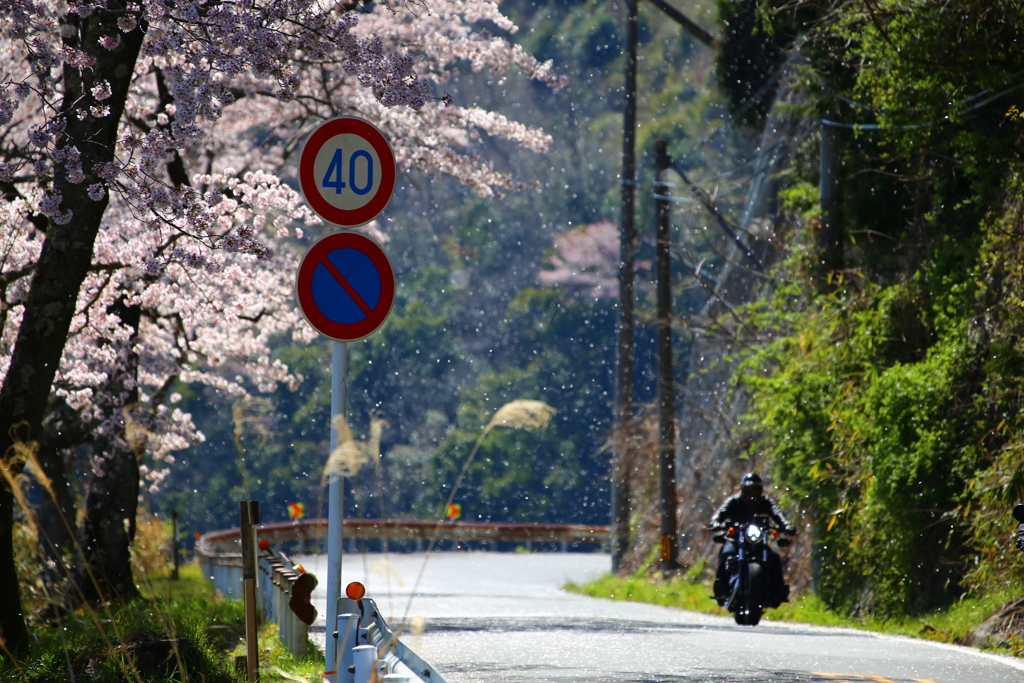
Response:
[740, 472, 764, 500]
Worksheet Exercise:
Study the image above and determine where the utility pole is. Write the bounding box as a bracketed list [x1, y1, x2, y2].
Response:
[612, 0, 639, 575]
[654, 140, 679, 577]
[818, 118, 843, 284]
[611, 0, 714, 574]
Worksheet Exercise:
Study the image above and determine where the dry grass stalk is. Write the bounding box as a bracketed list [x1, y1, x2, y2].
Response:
[130, 512, 172, 581]
[370, 558, 406, 588]
[321, 415, 369, 484]
[368, 412, 388, 479]
[122, 402, 157, 456]
[0, 423, 39, 539]
[485, 399, 556, 432]
[396, 400, 557, 633]
[232, 397, 274, 498]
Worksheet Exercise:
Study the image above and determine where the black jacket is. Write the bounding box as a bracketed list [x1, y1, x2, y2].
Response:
[711, 494, 791, 530]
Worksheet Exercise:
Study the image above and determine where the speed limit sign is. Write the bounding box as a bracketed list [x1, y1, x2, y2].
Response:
[298, 116, 397, 227]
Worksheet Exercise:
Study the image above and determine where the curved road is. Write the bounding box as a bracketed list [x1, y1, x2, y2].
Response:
[296, 551, 1024, 683]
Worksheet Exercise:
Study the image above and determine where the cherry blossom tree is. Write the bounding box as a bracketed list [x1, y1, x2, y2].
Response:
[0, 0, 562, 654]
[540, 220, 650, 300]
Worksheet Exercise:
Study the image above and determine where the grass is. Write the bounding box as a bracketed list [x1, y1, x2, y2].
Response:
[566, 558, 726, 615]
[566, 563, 1020, 652]
[0, 562, 324, 683]
[233, 623, 324, 683]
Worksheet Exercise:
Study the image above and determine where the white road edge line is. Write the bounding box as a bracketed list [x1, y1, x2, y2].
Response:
[873, 632, 1024, 672]
[706, 613, 1024, 673]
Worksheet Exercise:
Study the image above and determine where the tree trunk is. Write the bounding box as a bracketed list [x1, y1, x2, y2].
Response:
[75, 434, 141, 604]
[32, 442, 79, 578]
[0, 4, 145, 656]
[74, 297, 143, 604]
[33, 400, 89, 581]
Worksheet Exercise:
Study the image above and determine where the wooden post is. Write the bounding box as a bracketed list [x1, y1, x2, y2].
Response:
[654, 140, 679, 577]
[612, 0, 639, 576]
[171, 509, 180, 581]
[240, 500, 260, 683]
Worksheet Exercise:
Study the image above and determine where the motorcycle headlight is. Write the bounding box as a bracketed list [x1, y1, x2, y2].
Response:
[746, 523, 762, 541]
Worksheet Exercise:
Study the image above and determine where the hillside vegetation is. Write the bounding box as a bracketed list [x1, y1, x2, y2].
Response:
[717, 0, 1024, 617]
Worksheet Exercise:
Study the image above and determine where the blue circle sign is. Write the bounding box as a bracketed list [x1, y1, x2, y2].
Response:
[296, 232, 395, 341]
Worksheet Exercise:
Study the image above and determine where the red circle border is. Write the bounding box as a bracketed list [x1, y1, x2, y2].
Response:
[298, 117, 397, 227]
[295, 232, 396, 342]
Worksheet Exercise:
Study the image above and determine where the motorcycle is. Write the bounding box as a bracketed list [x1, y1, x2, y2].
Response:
[711, 514, 792, 626]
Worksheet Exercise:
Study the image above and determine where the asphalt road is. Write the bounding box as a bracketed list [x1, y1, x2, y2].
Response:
[296, 551, 1024, 683]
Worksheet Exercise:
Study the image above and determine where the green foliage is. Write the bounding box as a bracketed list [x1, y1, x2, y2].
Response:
[706, 0, 1024, 620]
[1, 565, 242, 683]
[566, 548, 721, 613]
[736, 276, 978, 614]
[959, 174, 1024, 591]
[715, 0, 815, 127]
[2, 562, 324, 683]
[422, 289, 616, 523]
[232, 622, 322, 682]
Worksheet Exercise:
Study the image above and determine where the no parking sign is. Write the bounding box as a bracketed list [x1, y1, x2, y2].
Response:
[295, 231, 395, 342]
[298, 116, 396, 227]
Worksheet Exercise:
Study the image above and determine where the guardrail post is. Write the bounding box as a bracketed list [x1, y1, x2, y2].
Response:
[335, 612, 359, 683]
[353, 644, 376, 683]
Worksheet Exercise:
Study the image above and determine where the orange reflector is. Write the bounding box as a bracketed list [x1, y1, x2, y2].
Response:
[297, 564, 305, 574]
[258, 539, 270, 551]
[659, 535, 672, 561]
[346, 581, 366, 600]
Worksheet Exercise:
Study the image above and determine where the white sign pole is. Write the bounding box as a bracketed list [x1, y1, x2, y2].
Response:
[325, 340, 347, 683]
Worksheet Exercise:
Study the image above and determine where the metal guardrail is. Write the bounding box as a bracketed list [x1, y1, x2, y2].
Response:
[196, 519, 610, 659]
[258, 546, 313, 657]
[195, 541, 313, 656]
[363, 597, 447, 683]
[198, 518, 610, 554]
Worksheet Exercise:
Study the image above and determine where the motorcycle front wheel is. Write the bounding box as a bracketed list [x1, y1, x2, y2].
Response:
[733, 563, 763, 626]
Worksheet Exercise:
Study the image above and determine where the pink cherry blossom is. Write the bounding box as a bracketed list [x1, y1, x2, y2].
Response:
[540, 221, 653, 300]
[0, 0, 564, 491]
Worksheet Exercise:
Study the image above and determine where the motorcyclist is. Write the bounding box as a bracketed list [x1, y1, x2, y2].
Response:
[710, 472, 795, 607]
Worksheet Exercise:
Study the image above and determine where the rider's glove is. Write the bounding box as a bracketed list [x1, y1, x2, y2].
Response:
[1016, 524, 1024, 551]
[784, 524, 797, 536]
